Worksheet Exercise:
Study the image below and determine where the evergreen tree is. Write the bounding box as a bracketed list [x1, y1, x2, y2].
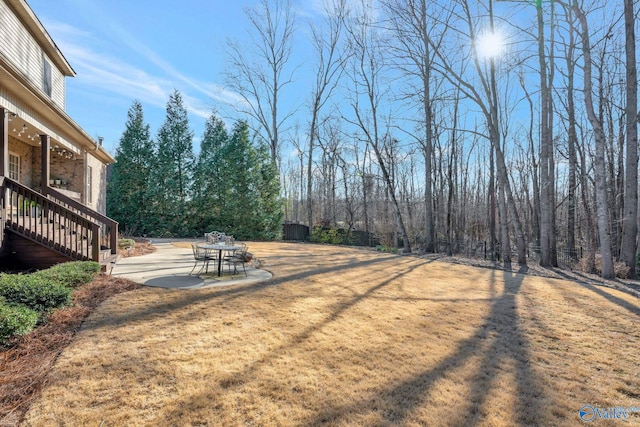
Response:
[220, 120, 258, 237]
[192, 111, 229, 233]
[148, 90, 195, 236]
[254, 141, 283, 240]
[219, 121, 282, 240]
[106, 100, 154, 235]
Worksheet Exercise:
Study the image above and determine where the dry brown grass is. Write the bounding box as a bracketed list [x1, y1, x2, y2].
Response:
[18, 242, 640, 426]
[0, 275, 141, 426]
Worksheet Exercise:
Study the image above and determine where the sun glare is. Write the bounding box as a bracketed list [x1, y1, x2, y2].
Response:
[476, 31, 505, 59]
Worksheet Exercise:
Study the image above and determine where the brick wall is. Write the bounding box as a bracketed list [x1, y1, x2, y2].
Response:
[7, 135, 34, 187]
[49, 152, 84, 193]
[6, 136, 108, 215]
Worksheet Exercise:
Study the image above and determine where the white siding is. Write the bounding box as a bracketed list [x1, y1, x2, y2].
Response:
[0, 1, 65, 108]
[86, 153, 107, 214]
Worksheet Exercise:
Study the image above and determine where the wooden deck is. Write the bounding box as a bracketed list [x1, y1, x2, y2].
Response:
[1, 176, 118, 270]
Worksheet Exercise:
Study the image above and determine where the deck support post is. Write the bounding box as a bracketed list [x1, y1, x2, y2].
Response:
[0, 108, 8, 178]
[40, 134, 50, 194]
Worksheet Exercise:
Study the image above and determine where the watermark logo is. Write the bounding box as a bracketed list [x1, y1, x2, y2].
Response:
[579, 406, 596, 422]
[579, 404, 640, 422]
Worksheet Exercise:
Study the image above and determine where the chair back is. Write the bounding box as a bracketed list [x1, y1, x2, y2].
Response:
[205, 231, 226, 244]
[192, 244, 208, 260]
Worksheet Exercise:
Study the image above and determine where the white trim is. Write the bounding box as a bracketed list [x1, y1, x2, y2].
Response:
[8, 150, 20, 181]
[86, 164, 93, 204]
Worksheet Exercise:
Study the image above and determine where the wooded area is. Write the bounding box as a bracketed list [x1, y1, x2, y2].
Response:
[104, 0, 638, 279]
[227, 0, 638, 278]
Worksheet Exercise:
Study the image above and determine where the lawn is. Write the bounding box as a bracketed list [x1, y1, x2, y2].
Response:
[20, 242, 640, 426]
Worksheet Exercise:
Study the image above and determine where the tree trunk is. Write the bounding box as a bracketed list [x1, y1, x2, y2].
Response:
[520, 77, 540, 250]
[566, 9, 578, 260]
[573, 2, 614, 278]
[497, 168, 511, 264]
[307, 115, 317, 227]
[489, 146, 497, 260]
[537, 0, 557, 267]
[579, 143, 597, 273]
[620, 0, 638, 277]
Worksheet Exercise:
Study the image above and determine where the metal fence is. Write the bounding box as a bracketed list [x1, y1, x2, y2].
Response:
[431, 238, 583, 267]
[282, 223, 309, 241]
[526, 245, 583, 267]
[282, 223, 380, 247]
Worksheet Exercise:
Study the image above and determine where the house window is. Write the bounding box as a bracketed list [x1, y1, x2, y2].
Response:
[86, 166, 93, 203]
[9, 153, 20, 181]
[43, 57, 52, 97]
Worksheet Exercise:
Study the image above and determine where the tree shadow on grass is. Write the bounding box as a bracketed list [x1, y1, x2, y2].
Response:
[303, 267, 547, 426]
[148, 259, 546, 426]
[201, 257, 436, 381]
[550, 270, 640, 317]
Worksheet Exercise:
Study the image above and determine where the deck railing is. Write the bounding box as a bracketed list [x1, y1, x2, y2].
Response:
[1, 177, 103, 261]
[46, 187, 118, 255]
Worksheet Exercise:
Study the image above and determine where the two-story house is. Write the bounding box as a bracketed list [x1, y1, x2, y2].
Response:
[1, 0, 118, 269]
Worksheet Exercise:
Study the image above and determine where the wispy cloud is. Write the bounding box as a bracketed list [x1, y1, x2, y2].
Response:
[40, 14, 243, 118]
[54, 42, 170, 107]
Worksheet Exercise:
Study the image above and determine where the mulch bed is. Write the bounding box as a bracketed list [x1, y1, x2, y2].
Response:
[119, 238, 156, 258]
[0, 275, 141, 426]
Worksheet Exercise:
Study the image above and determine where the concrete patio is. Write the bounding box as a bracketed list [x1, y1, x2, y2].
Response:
[110, 239, 272, 289]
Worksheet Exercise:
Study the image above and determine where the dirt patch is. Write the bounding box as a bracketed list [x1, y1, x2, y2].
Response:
[17, 242, 640, 426]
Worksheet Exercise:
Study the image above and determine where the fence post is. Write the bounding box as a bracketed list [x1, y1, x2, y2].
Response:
[91, 223, 100, 261]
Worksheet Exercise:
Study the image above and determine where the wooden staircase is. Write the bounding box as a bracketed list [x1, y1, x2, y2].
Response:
[0, 177, 118, 269]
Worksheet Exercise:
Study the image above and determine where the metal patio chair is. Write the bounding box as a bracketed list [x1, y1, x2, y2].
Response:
[223, 243, 249, 276]
[190, 243, 215, 275]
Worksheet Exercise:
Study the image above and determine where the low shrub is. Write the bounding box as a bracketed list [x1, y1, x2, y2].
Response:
[376, 245, 398, 254]
[309, 227, 351, 245]
[0, 273, 72, 312]
[33, 261, 101, 288]
[0, 298, 39, 343]
[118, 238, 136, 249]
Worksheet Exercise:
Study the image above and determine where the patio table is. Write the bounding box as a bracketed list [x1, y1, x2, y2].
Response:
[199, 243, 241, 276]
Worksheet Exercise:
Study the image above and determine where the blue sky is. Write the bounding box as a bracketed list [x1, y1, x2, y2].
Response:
[27, 0, 324, 155]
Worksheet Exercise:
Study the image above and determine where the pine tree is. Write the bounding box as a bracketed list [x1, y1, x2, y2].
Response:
[148, 90, 195, 236]
[254, 140, 283, 240]
[106, 100, 154, 235]
[220, 121, 282, 240]
[219, 120, 256, 237]
[192, 111, 229, 233]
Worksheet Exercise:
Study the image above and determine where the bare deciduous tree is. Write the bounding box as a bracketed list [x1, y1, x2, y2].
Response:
[382, 0, 447, 252]
[570, 0, 614, 278]
[306, 0, 348, 228]
[429, 0, 527, 264]
[345, 2, 412, 253]
[225, 0, 297, 162]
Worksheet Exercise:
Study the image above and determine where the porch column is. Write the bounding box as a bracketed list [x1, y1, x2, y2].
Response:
[0, 108, 8, 177]
[40, 134, 50, 194]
